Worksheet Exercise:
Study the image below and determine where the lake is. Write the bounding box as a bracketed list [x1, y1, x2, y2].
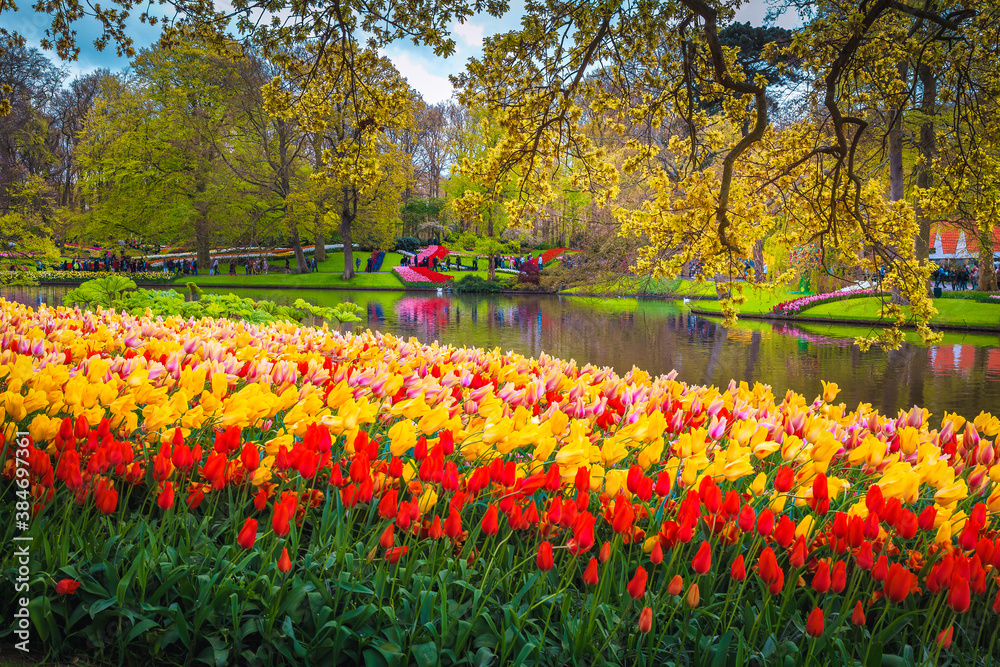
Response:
[4, 283, 999, 422]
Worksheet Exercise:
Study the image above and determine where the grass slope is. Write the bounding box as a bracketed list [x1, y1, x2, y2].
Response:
[173, 253, 494, 289]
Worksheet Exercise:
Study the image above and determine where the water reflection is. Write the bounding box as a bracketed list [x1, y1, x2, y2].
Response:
[4, 284, 998, 420]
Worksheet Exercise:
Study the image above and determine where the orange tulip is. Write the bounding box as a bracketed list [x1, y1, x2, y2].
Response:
[685, 582, 700, 608]
[599, 541, 611, 563]
[667, 574, 684, 596]
[638, 607, 653, 633]
[380, 524, 395, 549]
[582, 557, 600, 586]
[272, 502, 291, 537]
[650, 541, 663, 565]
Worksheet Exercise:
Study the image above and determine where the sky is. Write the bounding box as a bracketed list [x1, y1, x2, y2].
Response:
[8, 0, 795, 104]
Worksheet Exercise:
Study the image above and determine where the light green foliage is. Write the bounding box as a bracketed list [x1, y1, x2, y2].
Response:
[293, 298, 363, 330]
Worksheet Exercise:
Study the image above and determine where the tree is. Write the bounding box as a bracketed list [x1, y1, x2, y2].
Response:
[269, 46, 417, 280]
[77, 39, 242, 263]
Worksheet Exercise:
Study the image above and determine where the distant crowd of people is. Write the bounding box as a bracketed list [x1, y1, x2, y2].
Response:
[63, 250, 148, 273]
[934, 264, 980, 291]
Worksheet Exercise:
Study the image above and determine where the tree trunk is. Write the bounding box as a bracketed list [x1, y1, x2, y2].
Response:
[194, 215, 211, 269]
[488, 256, 496, 281]
[914, 64, 936, 263]
[290, 223, 308, 274]
[315, 221, 326, 262]
[752, 239, 765, 281]
[977, 224, 998, 291]
[341, 184, 356, 280]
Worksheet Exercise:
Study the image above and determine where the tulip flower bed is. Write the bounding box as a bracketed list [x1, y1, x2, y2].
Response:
[1, 270, 175, 284]
[392, 265, 453, 286]
[3, 298, 1000, 665]
[771, 289, 887, 315]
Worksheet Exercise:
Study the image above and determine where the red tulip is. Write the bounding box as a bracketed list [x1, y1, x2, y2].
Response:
[575, 466, 590, 492]
[767, 568, 785, 595]
[774, 516, 795, 548]
[731, 555, 747, 581]
[831, 561, 847, 593]
[444, 508, 462, 540]
[627, 566, 648, 599]
[277, 547, 291, 574]
[157, 481, 175, 511]
[638, 606, 653, 633]
[428, 516, 443, 540]
[55, 579, 81, 595]
[236, 518, 258, 549]
[872, 554, 889, 582]
[738, 505, 755, 533]
[667, 574, 683, 596]
[537, 542, 554, 571]
[812, 562, 831, 594]
[582, 558, 600, 586]
[865, 484, 884, 515]
[856, 541, 874, 570]
[918, 505, 937, 531]
[897, 510, 918, 540]
[883, 563, 911, 603]
[937, 626, 953, 649]
[774, 466, 794, 493]
[272, 502, 291, 537]
[948, 576, 971, 613]
[692, 541, 712, 574]
[789, 536, 807, 568]
[806, 607, 824, 637]
[757, 509, 774, 537]
[385, 546, 409, 564]
[481, 505, 499, 536]
[599, 541, 611, 563]
[240, 442, 259, 472]
[379, 524, 395, 549]
[757, 547, 781, 584]
[851, 601, 866, 625]
[650, 541, 663, 565]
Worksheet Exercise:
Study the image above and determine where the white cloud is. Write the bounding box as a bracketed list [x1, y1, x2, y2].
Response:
[452, 21, 485, 49]
[384, 49, 457, 105]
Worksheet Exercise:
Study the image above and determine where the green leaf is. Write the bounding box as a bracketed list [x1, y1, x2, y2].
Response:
[412, 641, 438, 667]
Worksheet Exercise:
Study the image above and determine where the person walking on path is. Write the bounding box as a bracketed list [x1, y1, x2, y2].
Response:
[211, 258, 219, 275]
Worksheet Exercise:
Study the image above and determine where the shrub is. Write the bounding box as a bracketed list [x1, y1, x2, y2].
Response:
[394, 236, 421, 253]
[453, 275, 506, 293]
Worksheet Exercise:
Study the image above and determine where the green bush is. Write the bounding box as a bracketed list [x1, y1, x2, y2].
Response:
[453, 275, 507, 293]
[394, 237, 420, 253]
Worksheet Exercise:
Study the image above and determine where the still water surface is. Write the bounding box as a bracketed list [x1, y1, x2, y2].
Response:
[5, 284, 999, 422]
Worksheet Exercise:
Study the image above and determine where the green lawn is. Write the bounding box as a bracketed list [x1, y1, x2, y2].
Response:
[173, 252, 494, 289]
[801, 296, 1000, 328]
[564, 276, 720, 297]
[694, 289, 1000, 329]
[684, 284, 799, 313]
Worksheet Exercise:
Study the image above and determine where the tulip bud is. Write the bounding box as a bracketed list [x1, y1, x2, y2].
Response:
[685, 582, 700, 608]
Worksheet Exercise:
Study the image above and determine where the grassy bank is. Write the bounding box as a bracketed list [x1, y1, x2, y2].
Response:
[693, 288, 1000, 329]
[172, 253, 494, 289]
